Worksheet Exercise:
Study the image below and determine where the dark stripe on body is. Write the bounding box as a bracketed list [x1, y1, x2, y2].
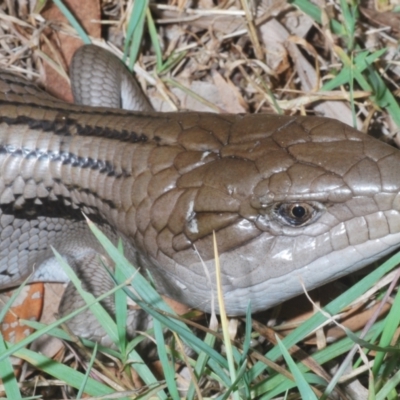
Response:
[0, 96, 163, 121]
[0, 146, 122, 216]
[0, 144, 127, 177]
[0, 114, 149, 143]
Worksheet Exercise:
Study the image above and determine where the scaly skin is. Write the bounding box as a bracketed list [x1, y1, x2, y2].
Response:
[1, 48, 400, 331]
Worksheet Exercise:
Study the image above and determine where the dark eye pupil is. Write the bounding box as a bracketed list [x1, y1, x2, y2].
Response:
[274, 202, 320, 227]
[292, 205, 306, 218]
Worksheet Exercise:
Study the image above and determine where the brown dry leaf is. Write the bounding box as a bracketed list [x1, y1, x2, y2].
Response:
[1, 283, 44, 344]
[181, 81, 225, 112]
[153, 80, 224, 112]
[318, 300, 391, 344]
[260, 19, 290, 75]
[1, 282, 65, 373]
[155, 0, 291, 37]
[279, 299, 391, 344]
[155, 7, 245, 35]
[261, 19, 362, 128]
[212, 70, 247, 113]
[162, 295, 191, 315]
[283, 7, 314, 38]
[30, 283, 66, 359]
[41, 0, 101, 101]
[360, 6, 400, 35]
[272, 282, 390, 344]
[0, 283, 44, 377]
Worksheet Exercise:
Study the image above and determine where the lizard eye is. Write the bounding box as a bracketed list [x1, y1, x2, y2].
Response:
[274, 202, 322, 227]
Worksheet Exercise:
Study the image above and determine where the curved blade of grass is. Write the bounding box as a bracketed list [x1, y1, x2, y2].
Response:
[115, 241, 128, 354]
[376, 368, 400, 400]
[364, 66, 400, 127]
[86, 219, 230, 375]
[146, 9, 188, 74]
[20, 319, 119, 357]
[187, 331, 216, 399]
[164, 77, 222, 113]
[213, 232, 240, 399]
[146, 8, 163, 72]
[153, 319, 180, 400]
[321, 49, 386, 91]
[0, 275, 32, 322]
[0, 333, 22, 399]
[0, 280, 124, 363]
[76, 342, 98, 399]
[7, 319, 164, 399]
[219, 359, 249, 400]
[52, 249, 180, 398]
[372, 282, 400, 376]
[124, 0, 148, 69]
[127, 350, 168, 400]
[237, 303, 253, 399]
[122, 269, 230, 386]
[52, 0, 90, 43]
[252, 319, 386, 397]
[291, 0, 400, 128]
[12, 346, 119, 398]
[250, 251, 400, 387]
[276, 334, 318, 400]
[264, 373, 330, 399]
[52, 248, 120, 345]
[339, 0, 357, 50]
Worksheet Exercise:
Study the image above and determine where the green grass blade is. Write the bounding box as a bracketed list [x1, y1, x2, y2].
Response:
[364, 67, 400, 127]
[253, 320, 385, 398]
[187, 331, 216, 399]
[0, 282, 124, 363]
[128, 350, 168, 400]
[124, 0, 148, 69]
[0, 333, 22, 399]
[76, 342, 98, 399]
[372, 282, 400, 375]
[0, 276, 31, 322]
[52, 0, 90, 43]
[339, 0, 357, 49]
[86, 219, 229, 370]
[85, 219, 231, 388]
[115, 241, 128, 354]
[52, 248, 120, 345]
[153, 319, 180, 399]
[276, 335, 318, 400]
[250, 251, 400, 386]
[289, 0, 345, 35]
[376, 368, 400, 400]
[321, 49, 386, 91]
[219, 359, 249, 400]
[13, 347, 119, 397]
[146, 8, 163, 72]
